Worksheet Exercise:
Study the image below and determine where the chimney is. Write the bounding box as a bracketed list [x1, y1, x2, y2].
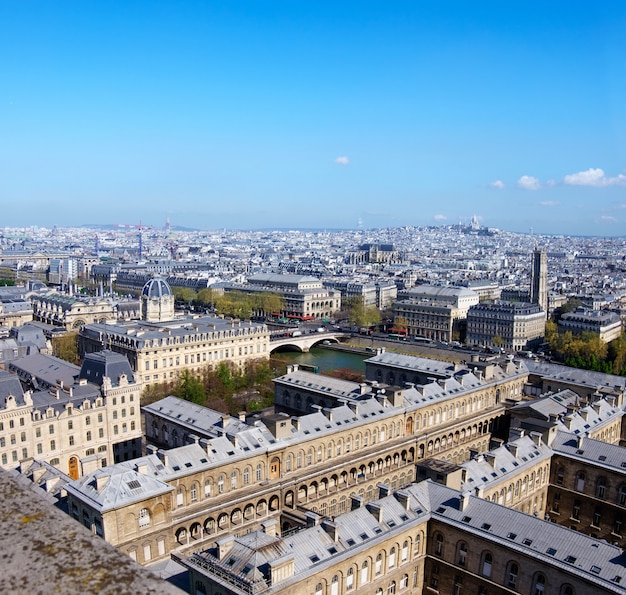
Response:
[548, 413, 559, 424]
[146, 444, 158, 456]
[509, 427, 525, 440]
[322, 519, 339, 541]
[351, 495, 364, 510]
[580, 409, 588, 421]
[239, 411, 247, 422]
[530, 431, 542, 446]
[187, 433, 199, 445]
[459, 490, 472, 512]
[216, 536, 234, 560]
[322, 407, 333, 421]
[95, 474, 109, 490]
[262, 519, 278, 537]
[229, 434, 239, 448]
[395, 490, 411, 511]
[484, 453, 496, 467]
[378, 483, 391, 498]
[348, 401, 359, 415]
[576, 435, 584, 448]
[292, 417, 301, 431]
[489, 438, 504, 450]
[157, 449, 169, 466]
[563, 416, 573, 430]
[592, 402, 601, 414]
[306, 511, 321, 527]
[366, 502, 383, 523]
[508, 443, 519, 457]
[221, 414, 230, 429]
[135, 462, 148, 475]
[375, 393, 388, 407]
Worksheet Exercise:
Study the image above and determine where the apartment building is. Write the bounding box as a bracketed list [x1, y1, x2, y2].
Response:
[466, 301, 546, 351]
[558, 308, 623, 343]
[223, 273, 341, 321]
[0, 350, 142, 478]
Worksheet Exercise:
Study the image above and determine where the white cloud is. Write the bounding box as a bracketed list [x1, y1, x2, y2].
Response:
[539, 201, 559, 207]
[335, 156, 349, 165]
[599, 215, 618, 223]
[434, 214, 447, 221]
[489, 180, 505, 189]
[563, 167, 626, 187]
[517, 175, 541, 190]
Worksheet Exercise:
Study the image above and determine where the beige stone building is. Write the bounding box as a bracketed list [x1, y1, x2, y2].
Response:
[223, 273, 341, 321]
[0, 350, 142, 479]
[175, 480, 626, 595]
[64, 352, 527, 565]
[79, 277, 271, 387]
[466, 300, 546, 351]
[31, 291, 119, 330]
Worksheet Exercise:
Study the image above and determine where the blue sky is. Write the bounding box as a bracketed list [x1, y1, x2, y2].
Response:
[2, 1, 626, 236]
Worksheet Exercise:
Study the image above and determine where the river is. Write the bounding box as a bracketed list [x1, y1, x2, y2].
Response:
[272, 346, 367, 374]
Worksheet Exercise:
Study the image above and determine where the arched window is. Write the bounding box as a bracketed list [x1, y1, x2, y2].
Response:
[376, 553, 383, 575]
[360, 560, 369, 585]
[331, 574, 339, 595]
[400, 574, 409, 589]
[387, 580, 396, 594]
[256, 463, 263, 481]
[402, 540, 409, 562]
[576, 472, 585, 492]
[619, 484, 626, 506]
[456, 542, 468, 567]
[244, 467, 250, 484]
[481, 552, 493, 577]
[204, 480, 211, 497]
[596, 478, 607, 499]
[506, 562, 519, 589]
[176, 486, 184, 506]
[218, 475, 224, 493]
[315, 583, 323, 595]
[434, 533, 443, 556]
[533, 573, 546, 595]
[389, 546, 396, 568]
[190, 483, 198, 502]
[346, 568, 354, 591]
[231, 470, 237, 489]
[560, 585, 575, 595]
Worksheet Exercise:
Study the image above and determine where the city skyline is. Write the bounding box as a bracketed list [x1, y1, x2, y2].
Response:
[2, 2, 626, 236]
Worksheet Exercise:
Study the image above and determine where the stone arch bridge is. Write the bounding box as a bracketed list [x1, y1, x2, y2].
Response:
[269, 331, 350, 353]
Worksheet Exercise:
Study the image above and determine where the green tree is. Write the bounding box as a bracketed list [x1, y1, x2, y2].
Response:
[173, 287, 197, 305]
[176, 370, 206, 405]
[196, 288, 217, 307]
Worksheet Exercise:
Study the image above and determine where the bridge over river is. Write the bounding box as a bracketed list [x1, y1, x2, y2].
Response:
[269, 331, 350, 353]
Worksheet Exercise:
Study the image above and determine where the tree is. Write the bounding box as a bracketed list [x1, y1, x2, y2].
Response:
[52, 332, 80, 365]
[176, 370, 206, 405]
[492, 335, 504, 348]
[394, 315, 408, 332]
[196, 288, 217, 307]
[173, 287, 197, 305]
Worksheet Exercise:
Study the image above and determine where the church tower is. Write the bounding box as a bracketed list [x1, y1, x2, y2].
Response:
[530, 247, 548, 317]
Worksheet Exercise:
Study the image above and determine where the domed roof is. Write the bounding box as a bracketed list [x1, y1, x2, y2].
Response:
[142, 277, 173, 299]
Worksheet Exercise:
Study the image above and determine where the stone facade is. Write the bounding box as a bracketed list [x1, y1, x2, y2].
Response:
[0, 350, 142, 478]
